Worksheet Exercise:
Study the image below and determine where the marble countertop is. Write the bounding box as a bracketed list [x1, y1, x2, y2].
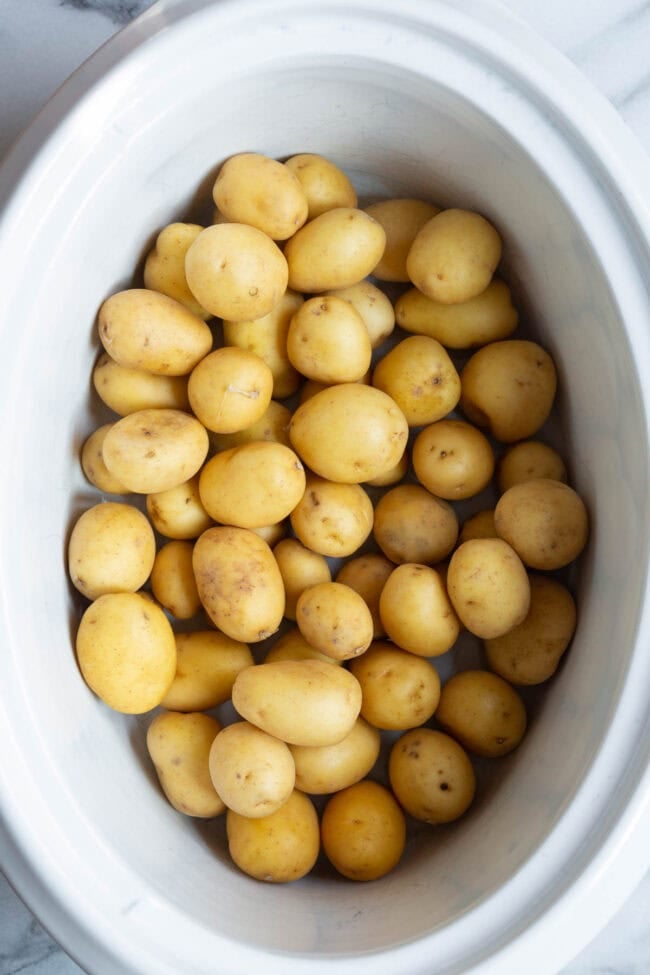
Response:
[0, 1, 649, 973]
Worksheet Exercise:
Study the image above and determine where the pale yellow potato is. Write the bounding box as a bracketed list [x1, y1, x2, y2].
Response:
[250, 522, 287, 546]
[459, 509, 497, 544]
[406, 209, 502, 304]
[321, 780, 406, 881]
[185, 223, 288, 321]
[232, 659, 362, 746]
[143, 223, 209, 319]
[287, 295, 372, 383]
[389, 729, 475, 824]
[147, 711, 224, 818]
[284, 153, 357, 219]
[435, 670, 527, 758]
[395, 279, 518, 348]
[80, 424, 130, 495]
[265, 628, 342, 666]
[98, 289, 212, 376]
[374, 484, 459, 565]
[68, 502, 155, 600]
[460, 340, 557, 443]
[323, 280, 395, 349]
[349, 642, 440, 730]
[364, 198, 440, 282]
[290, 717, 380, 795]
[290, 474, 373, 557]
[193, 527, 285, 642]
[146, 476, 213, 540]
[160, 630, 253, 711]
[150, 540, 201, 619]
[497, 440, 568, 494]
[336, 553, 394, 639]
[212, 207, 229, 225]
[92, 352, 190, 417]
[447, 539, 530, 639]
[365, 450, 409, 488]
[379, 563, 459, 657]
[198, 442, 305, 528]
[226, 789, 319, 883]
[296, 582, 374, 661]
[494, 478, 589, 570]
[284, 208, 386, 293]
[372, 336, 461, 427]
[208, 721, 295, 818]
[273, 538, 331, 620]
[298, 371, 371, 404]
[289, 383, 408, 484]
[76, 592, 176, 713]
[209, 399, 291, 451]
[188, 347, 273, 434]
[412, 419, 495, 501]
[213, 153, 308, 240]
[102, 408, 209, 494]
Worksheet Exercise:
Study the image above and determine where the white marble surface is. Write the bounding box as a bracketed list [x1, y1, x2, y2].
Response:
[0, 0, 649, 972]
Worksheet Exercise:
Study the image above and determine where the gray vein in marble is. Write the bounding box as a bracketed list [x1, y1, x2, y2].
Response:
[618, 69, 650, 106]
[59, 0, 155, 26]
[572, 0, 650, 57]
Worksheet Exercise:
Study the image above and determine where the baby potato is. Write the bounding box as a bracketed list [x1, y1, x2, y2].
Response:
[273, 538, 332, 620]
[284, 207, 386, 293]
[143, 222, 209, 319]
[208, 721, 295, 818]
[227, 789, 319, 883]
[447, 539, 530, 639]
[188, 347, 273, 434]
[412, 419, 495, 501]
[365, 198, 440, 282]
[68, 502, 155, 601]
[98, 289, 212, 376]
[161, 630, 253, 711]
[287, 295, 372, 384]
[365, 450, 409, 488]
[290, 475, 373, 558]
[150, 540, 201, 619]
[80, 424, 129, 495]
[372, 336, 461, 427]
[213, 152, 308, 240]
[497, 440, 568, 494]
[185, 223, 288, 321]
[323, 280, 395, 349]
[349, 642, 441, 730]
[435, 670, 527, 758]
[459, 509, 497, 544]
[374, 484, 459, 565]
[290, 717, 380, 795]
[102, 408, 209, 494]
[494, 478, 589, 569]
[265, 627, 342, 666]
[296, 582, 374, 661]
[406, 209, 502, 304]
[209, 399, 291, 451]
[379, 563, 460, 657]
[193, 526, 285, 642]
[389, 729, 475, 824]
[321, 780, 406, 881]
[284, 153, 357, 219]
[76, 592, 176, 713]
[92, 352, 190, 416]
[460, 340, 557, 443]
[250, 522, 288, 547]
[395, 279, 518, 348]
[146, 475, 213, 540]
[336, 553, 394, 639]
[147, 711, 224, 818]
[485, 575, 577, 685]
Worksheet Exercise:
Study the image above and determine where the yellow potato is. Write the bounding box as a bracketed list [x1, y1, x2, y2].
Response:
[213, 153, 308, 240]
[447, 539, 530, 639]
[321, 780, 406, 881]
[146, 475, 213, 540]
[365, 450, 409, 488]
[395, 279, 518, 348]
[160, 630, 253, 711]
[412, 419, 495, 500]
[92, 352, 190, 416]
[226, 789, 319, 883]
[208, 721, 295, 818]
[389, 729, 475, 824]
[265, 627, 342, 666]
[364, 198, 440, 282]
[298, 371, 371, 404]
[296, 582, 374, 661]
[150, 540, 201, 619]
[80, 424, 130, 495]
[273, 538, 332, 620]
[494, 478, 589, 569]
[98, 289, 212, 376]
[76, 592, 176, 713]
[374, 484, 459, 565]
[435, 670, 527, 758]
[349, 642, 441, 730]
[250, 522, 287, 546]
[323, 280, 395, 349]
[336, 553, 394, 639]
[459, 509, 497, 544]
[68, 502, 155, 601]
[497, 440, 568, 493]
[147, 711, 224, 818]
[284, 153, 357, 219]
[188, 347, 273, 434]
[290, 717, 381, 795]
[287, 295, 372, 383]
[209, 399, 291, 452]
[379, 563, 459, 657]
[406, 209, 502, 304]
[372, 336, 461, 427]
[143, 223, 209, 318]
[289, 474, 373, 557]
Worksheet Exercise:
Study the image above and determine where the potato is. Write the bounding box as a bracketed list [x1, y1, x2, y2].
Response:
[213, 153, 308, 240]
[80, 424, 129, 495]
[147, 711, 224, 818]
[291, 718, 380, 795]
[160, 631, 253, 711]
[435, 670, 527, 758]
[232, 659, 362, 746]
[336, 553, 394, 639]
[198, 442, 305, 528]
[92, 352, 190, 416]
[68, 502, 155, 600]
[395, 279, 518, 348]
[321, 780, 406, 881]
[406, 209, 502, 304]
[287, 295, 372, 383]
[185, 223, 288, 321]
[374, 484, 459, 565]
[349, 642, 441, 730]
[372, 336, 461, 427]
[265, 627, 342, 666]
[226, 789, 319, 883]
[296, 582, 374, 661]
[188, 347, 273, 434]
[146, 475, 213, 539]
[284, 153, 357, 219]
[289, 383, 408, 484]
[379, 563, 459, 657]
[365, 450, 409, 488]
[460, 340, 557, 443]
[323, 280, 395, 349]
[365, 198, 440, 281]
[447, 539, 530, 639]
[459, 509, 497, 544]
[289, 474, 373, 557]
[412, 419, 495, 500]
[76, 592, 176, 713]
[143, 223, 209, 318]
[150, 540, 201, 619]
[284, 207, 386, 293]
[98, 289, 212, 376]
[250, 522, 287, 547]
[497, 440, 567, 493]
[298, 371, 370, 404]
[273, 539, 331, 620]
[485, 575, 577, 685]
[388, 729, 475, 824]
[208, 721, 295, 818]
[494, 478, 589, 569]
[209, 400, 291, 452]
[102, 408, 209, 494]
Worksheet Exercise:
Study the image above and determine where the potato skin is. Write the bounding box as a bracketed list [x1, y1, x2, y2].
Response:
[290, 718, 380, 795]
[208, 721, 295, 818]
[147, 711, 224, 818]
[395, 279, 518, 348]
[372, 336, 461, 427]
[209, 400, 291, 452]
[497, 440, 567, 494]
[93, 352, 190, 416]
[321, 780, 406, 881]
[447, 539, 530, 639]
[459, 509, 497, 544]
[296, 582, 374, 661]
[146, 476, 213, 540]
[150, 540, 201, 620]
[265, 627, 342, 666]
[373, 484, 459, 565]
[290, 475, 373, 557]
[213, 153, 308, 240]
[379, 563, 459, 657]
[284, 153, 357, 219]
[160, 630, 253, 711]
[226, 789, 319, 883]
[81, 424, 130, 495]
[412, 419, 495, 501]
[336, 553, 394, 639]
[273, 539, 331, 621]
[287, 295, 372, 384]
[365, 198, 440, 282]
[494, 478, 589, 570]
[389, 729, 475, 824]
[324, 280, 395, 349]
[349, 642, 441, 731]
[144, 222, 209, 319]
[435, 670, 527, 758]
[188, 347, 274, 435]
[68, 502, 155, 601]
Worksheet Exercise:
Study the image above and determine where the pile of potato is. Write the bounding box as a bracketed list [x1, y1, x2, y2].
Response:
[69, 151, 589, 884]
